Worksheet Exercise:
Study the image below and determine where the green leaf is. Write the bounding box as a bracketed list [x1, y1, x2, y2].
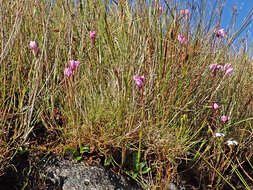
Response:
[80, 144, 89, 154]
[139, 162, 146, 170]
[141, 166, 151, 174]
[131, 171, 138, 179]
[75, 156, 82, 161]
[132, 152, 139, 171]
[18, 147, 28, 155]
[104, 157, 112, 166]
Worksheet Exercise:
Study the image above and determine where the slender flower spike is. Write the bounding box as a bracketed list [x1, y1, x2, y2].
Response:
[215, 132, 225, 137]
[226, 140, 238, 146]
[64, 67, 73, 77]
[221, 115, 230, 123]
[216, 28, 226, 38]
[29, 41, 37, 50]
[90, 31, 96, 40]
[177, 34, 187, 45]
[133, 75, 144, 88]
[212, 102, 219, 111]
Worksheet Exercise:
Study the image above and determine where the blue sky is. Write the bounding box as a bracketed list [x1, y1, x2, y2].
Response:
[53, 0, 253, 42]
[159, 0, 252, 41]
[214, 0, 253, 41]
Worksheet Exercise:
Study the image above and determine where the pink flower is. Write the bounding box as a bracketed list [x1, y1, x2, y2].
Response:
[217, 65, 223, 70]
[113, 67, 118, 76]
[216, 28, 226, 38]
[74, 61, 80, 67]
[69, 60, 80, 71]
[212, 102, 219, 111]
[180, 9, 189, 18]
[210, 64, 218, 71]
[69, 60, 76, 70]
[29, 41, 37, 50]
[210, 64, 223, 72]
[64, 60, 80, 78]
[158, 4, 163, 13]
[225, 67, 234, 75]
[222, 63, 234, 75]
[221, 115, 230, 123]
[64, 67, 73, 77]
[210, 63, 234, 75]
[223, 63, 231, 71]
[90, 31, 96, 40]
[185, 9, 190, 15]
[177, 34, 187, 45]
[133, 75, 144, 88]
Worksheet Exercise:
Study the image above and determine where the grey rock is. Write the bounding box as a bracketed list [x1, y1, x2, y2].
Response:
[41, 159, 141, 190]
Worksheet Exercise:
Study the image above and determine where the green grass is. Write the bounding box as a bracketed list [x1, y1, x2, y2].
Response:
[0, 0, 253, 189]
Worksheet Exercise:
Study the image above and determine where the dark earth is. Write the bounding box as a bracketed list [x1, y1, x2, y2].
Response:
[0, 149, 250, 189]
[0, 151, 189, 190]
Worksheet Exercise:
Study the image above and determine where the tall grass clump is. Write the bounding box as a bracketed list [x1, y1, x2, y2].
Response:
[0, 0, 253, 189]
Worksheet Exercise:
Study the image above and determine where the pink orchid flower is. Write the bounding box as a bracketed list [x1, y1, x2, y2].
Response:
[212, 102, 219, 111]
[133, 75, 144, 88]
[210, 64, 223, 72]
[180, 9, 189, 18]
[158, 4, 163, 13]
[113, 67, 118, 76]
[221, 115, 230, 123]
[90, 31, 96, 40]
[177, 34, 187, 45]
[216, 28, 226, 38]
[223, 63, 232, 71]
[64, 67, 73, 77]
[222, 63, 234, 75]
[217, 65, 223, 70]
[64, 60, 80, 78]
[29, 41, 37, 50]
[210, 63, 234, 75]
[225, 67, 234, 75]
[69, 60, 80, 71]
[210, 64, 218, 71]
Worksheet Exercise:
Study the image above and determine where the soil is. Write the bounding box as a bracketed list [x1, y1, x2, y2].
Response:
[0, 153, 142, 190]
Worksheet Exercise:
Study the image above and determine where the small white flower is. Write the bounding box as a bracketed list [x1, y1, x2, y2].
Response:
[226, 140, 238, 146]
[215, 132, 225, 137]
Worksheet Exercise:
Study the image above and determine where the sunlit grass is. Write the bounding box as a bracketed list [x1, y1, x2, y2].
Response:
[0, 0, 252, 189]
